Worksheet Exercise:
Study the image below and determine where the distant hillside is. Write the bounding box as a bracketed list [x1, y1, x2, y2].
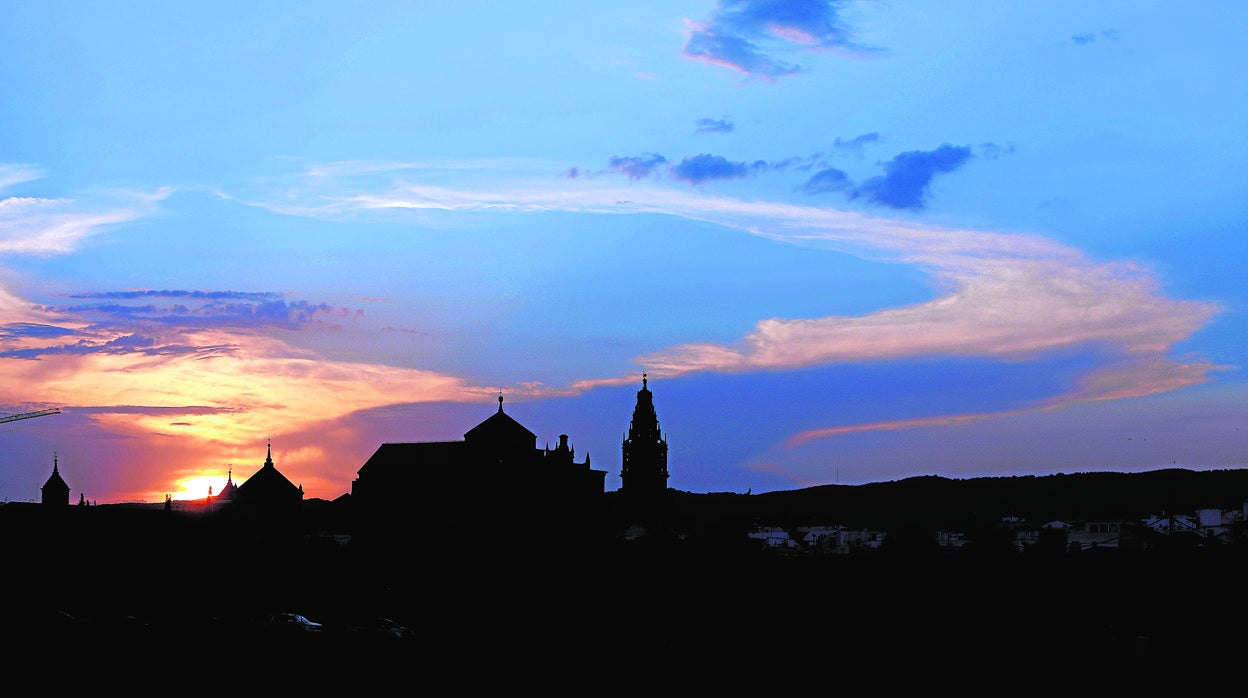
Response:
[702, 468, 1248, 530]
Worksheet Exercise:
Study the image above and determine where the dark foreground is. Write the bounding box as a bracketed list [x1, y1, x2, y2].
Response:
[6, 535, 1247, 689]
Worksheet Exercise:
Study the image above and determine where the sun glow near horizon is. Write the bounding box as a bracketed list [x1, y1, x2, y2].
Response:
[169, 475, 228, 502]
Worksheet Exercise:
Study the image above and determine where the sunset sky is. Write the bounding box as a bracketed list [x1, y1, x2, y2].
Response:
[1, 1, 1245, 504]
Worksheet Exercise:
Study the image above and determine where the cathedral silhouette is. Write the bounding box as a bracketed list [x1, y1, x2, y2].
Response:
[342, 375, 668, 546]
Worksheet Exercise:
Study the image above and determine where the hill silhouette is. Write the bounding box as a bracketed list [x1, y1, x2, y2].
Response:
[744, 467, 1248, 528]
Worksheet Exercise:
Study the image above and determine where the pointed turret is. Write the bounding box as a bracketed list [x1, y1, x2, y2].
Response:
[216, 465, 237, 503]
[41, 453, 70, 506]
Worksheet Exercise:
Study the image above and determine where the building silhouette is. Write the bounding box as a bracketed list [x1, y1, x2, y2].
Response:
[620, 374, 668, 496]
[41, 454, 69, 506]
[350, 396, 607, 545]
[230, 440, 303, 517]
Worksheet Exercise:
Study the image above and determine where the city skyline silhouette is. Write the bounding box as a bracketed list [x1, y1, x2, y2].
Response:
[2, 2, 1246, 682]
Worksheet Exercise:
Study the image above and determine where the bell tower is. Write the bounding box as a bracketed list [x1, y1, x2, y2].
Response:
[621, 373, 669, 495]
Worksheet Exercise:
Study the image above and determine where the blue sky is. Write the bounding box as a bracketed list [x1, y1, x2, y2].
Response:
[1, 0, 1245, 503]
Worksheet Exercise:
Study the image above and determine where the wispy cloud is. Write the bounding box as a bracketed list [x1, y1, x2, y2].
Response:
[250, 162, 1222, 429]
[51, 289, 361, 331]
[799, 167, 851, 194]
[0, 280, 528, 500]
[832, 132, 880, 154]
[681, 0, 882, 80]
[140, 159, 1225, 494]
[0, 174, 169, 255]
[0, 163, 46, 192]
[785, 356, 1225, 448]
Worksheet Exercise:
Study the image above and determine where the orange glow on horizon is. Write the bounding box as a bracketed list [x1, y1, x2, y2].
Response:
[170, 475, 226, 501]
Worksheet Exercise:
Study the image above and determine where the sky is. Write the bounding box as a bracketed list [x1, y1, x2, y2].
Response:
[1, 1, 1246, 504]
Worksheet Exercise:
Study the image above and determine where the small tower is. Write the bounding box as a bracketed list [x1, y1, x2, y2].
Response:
[216, 466, 237, 503]
[621, 373, 669, 495]
[41, 454, 70, 506]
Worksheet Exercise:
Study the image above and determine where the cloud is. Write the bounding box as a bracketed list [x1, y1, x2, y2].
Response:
[851, 144, 973, 209]
[833, 132, 880, 154]
[0, 183, 169, 255]
[244, 162, 1222, 429]
[607, 154, 668, 180]
[0, 290, 367, 362]
[695, 117, 735, 134]
[800, 167, 851, 194]
[0, 282, 529, 501]
[671, 154, 764, 183]
[800, 143, 975, 207]
[1071, 30, 1119, 45]
[72, 405, 239, 416]
[0, 163, 46, 192]
[0, 323, 77, 341]
[683, 26, 799, 79]
[51, 289, 362, 331]
[603, 152, 810, 184]
[681, 0, 881, 80]
[640, 254, 1217, 372]
[785, 354, 1226, 449]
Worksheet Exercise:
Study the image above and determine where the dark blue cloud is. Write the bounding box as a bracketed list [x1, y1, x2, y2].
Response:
[1071, 30, 1119, 45]
[683, 29, 799, 79]
[1, 289, 363, 360]
[695, 117, 735, 134]
[671, 154, 765, 184]
[0, 333, 222, 360]
[48, 290, 357, 331]
[607, 154, 668, 180]
[833, 132, 881, 153]
[682, 0, 881, 79]
[800, 167, 851, 194]
[70, 290, 278, 302]
[0, 323, 78, 341]
[852, 144, 973, 210]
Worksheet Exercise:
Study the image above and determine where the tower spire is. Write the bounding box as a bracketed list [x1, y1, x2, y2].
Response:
[621, 374, 668, 495]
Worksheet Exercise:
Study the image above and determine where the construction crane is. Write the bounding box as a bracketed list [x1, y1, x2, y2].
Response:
[0, 408, 61, 424]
